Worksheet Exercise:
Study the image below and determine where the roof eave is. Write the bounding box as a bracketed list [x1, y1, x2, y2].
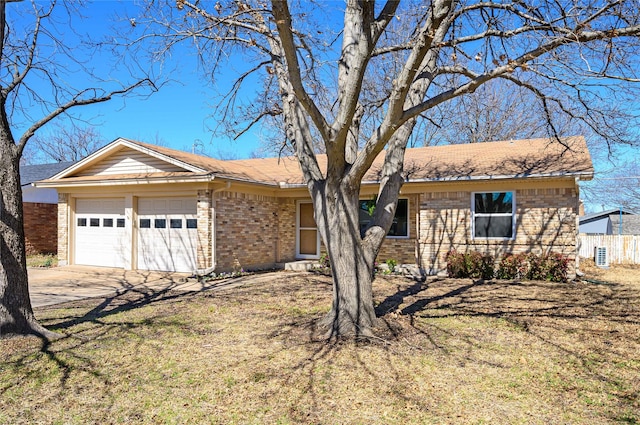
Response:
[35, 174, 216, 188]
[277, 171, 592, 189]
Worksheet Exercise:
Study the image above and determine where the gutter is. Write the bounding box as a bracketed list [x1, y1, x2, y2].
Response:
[34, 174, 217, 188]
[276, 170, 595, 189]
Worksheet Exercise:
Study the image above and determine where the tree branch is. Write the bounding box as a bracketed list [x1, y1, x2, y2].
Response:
[16, 79, 155, 155]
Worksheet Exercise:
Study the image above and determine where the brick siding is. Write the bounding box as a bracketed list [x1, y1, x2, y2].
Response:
[418, 186, 579, 275]
[197, 190, 213, 269]
[214, 191, 280, 271]
[377, 194, 420, 265]
[57, 194, 69, 265]
[23, 202, 58, 255]
[277, 199, 297, 263]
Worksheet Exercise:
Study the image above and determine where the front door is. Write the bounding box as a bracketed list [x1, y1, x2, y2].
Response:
[296, 201, 320, 259]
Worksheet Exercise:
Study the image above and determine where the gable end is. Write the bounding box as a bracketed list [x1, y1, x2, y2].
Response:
[72, 147, 187, 177]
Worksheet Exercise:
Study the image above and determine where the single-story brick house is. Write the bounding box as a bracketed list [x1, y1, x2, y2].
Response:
[20, 161, 74, 255]
[36, 136, 593, 275]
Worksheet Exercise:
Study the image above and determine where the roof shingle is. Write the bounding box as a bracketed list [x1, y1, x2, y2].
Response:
[43, 136, 593, 186]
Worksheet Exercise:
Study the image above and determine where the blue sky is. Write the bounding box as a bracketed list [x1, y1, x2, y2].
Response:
[10, 0, 264, 159]
[8, 1, 640, 211]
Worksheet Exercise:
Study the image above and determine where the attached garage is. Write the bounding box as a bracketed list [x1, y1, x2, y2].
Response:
[75, 198, 127, 268]
[137, 197, 199, 273]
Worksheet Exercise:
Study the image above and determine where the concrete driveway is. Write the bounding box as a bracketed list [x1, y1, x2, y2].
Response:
[27, 266, 273, 308]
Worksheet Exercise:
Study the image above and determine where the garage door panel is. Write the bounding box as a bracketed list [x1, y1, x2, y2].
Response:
[137, 197, 199, 273]
[75, 198, 127, 268]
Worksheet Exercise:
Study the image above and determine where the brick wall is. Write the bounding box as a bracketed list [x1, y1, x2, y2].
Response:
[197, 190, 213, 269]
[277, 198, 297, 263]
[214, 191, 280, 271]
[23, 202, 58, 255]
[377, 194, 420, 265]
[418, 186, 579, 275]
[57, 193, 69, 265]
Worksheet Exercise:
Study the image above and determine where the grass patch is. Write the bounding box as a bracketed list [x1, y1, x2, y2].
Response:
[26, 253, 57, 268]
[1, 270, 639, 424]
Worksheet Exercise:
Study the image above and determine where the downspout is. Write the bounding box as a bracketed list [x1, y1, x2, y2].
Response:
[197, 181, 230, 276]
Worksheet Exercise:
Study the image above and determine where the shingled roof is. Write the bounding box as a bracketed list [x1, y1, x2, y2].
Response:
[39, 136, 594, 187]
[20, 161, 75, 187]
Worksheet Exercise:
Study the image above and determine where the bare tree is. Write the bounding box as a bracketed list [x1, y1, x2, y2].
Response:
[0, 1, 155, 338]
[139, 0, 640, 337]
[22, 123, 106, 164]
[585, 157, 640, 213]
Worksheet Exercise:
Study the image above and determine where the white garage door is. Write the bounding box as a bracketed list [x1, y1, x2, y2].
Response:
[75, 198, 127, 268]
[137, 197, 199, 273]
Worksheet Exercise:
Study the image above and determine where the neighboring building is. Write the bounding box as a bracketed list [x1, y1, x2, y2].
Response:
[36, 136, 593, 275]
[579, 209, 640, 235]
[20, 162, 74, 255]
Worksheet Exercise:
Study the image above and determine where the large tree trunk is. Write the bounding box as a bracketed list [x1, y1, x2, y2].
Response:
[0, 128, 56, 339]
[315, 183, 379, 338]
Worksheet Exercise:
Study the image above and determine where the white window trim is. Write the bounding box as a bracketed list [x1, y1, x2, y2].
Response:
[360, 198, 410, 239]
[471, 191, 516, 241]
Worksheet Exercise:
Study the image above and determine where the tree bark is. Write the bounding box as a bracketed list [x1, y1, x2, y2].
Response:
[0, 123, 58, 339]
[315, 183, 379, 338]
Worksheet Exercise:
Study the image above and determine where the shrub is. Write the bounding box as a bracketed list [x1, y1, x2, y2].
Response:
[446, 250, 468, 278]
[525, 252, 545, 281]
[385, 258, 397, 274]
[318, 253, 330, 269]
[496, 252, 569, 282]
[466, 251, 495, 280]
[542, 253, 569, 282]
[446, 250, 494, 280]
[496, 253, 527, 280]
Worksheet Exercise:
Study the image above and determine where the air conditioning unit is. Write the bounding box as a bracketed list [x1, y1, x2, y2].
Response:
[594, 246, 609, 268]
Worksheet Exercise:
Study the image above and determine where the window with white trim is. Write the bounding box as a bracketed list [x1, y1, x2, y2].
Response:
[472, 192, 515, 239]
[359, 198, 409, 238]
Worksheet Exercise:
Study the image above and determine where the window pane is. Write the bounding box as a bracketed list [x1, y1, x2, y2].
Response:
[358, 199, 408, 237]
[155, 219, 166, 229]
[299, 229, 317, 255]
[186, 219, 197, 229]
[170, 219, 182, 229]
[299, 203, 315, 228]
[475, 192, 512, 213]
[90, 218, 100, 227]
[103, 218, 113, 227]
[139, 219, 151, 229]
[388, 199, 408, 237]
[474, 216, 513, 238]
[117, 218, 125, 228]
[358, 200, 375, 236]
[77, 218, 87, 227]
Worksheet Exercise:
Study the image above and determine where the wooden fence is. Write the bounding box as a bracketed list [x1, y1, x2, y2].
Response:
[578, 235, 640, 264]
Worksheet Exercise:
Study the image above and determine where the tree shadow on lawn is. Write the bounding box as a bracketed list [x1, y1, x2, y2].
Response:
[372, 275, 640, 420]
[3, 273, 638, 423]
[1, 273, 264, 396]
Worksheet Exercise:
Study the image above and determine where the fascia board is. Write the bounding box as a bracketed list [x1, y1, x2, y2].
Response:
[47, 137, 207, 180]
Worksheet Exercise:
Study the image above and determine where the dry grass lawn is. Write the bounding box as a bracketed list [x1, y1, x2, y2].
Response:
[1, 264, 639, 424]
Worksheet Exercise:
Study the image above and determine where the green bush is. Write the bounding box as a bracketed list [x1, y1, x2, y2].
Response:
[318, 253, 330, 269]
[542, 253, 569, 283]
[446, 250, 494, 280]
[447, 250, 569, 282]
[496, 253, 527, 280]
[445, 250, 468, 278]
[385, 258, 397, 274]
[496, 252, 569, 282]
